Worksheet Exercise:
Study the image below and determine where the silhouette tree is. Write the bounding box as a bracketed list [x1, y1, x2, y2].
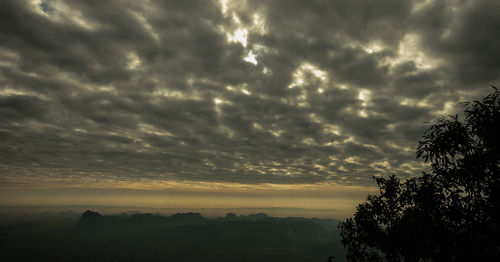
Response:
[338, 87, 500, 261]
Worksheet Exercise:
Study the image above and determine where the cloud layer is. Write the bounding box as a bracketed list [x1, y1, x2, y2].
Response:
[1, 0, 499, 187]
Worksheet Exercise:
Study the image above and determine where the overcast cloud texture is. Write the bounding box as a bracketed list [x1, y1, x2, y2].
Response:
[1, 0, 499, 193]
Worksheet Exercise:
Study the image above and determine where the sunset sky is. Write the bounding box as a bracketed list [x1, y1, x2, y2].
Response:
[1, 0, 499, 218]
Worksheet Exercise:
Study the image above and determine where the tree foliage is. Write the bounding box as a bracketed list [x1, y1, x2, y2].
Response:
[338, 87, 500, 261]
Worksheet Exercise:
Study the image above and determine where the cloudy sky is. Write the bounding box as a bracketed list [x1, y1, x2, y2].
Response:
[1, 0, 499, 217]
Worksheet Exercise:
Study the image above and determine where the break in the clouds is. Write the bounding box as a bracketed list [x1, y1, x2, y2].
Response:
[1, 0, 499, 187]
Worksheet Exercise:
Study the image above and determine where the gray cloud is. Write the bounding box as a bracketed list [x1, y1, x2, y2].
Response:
[0, 0, 498, 187]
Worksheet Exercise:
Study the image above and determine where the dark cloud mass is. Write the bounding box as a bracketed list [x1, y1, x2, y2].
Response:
[1, 0, 499, 186]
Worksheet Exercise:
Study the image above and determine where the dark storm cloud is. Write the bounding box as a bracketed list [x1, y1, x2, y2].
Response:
[0, 0, 498, 186]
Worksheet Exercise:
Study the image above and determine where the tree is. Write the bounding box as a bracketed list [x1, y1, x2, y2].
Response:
[338, 87, 500, 261]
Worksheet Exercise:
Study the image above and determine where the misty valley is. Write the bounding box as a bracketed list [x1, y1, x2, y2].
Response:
[0, 210, 345, 262]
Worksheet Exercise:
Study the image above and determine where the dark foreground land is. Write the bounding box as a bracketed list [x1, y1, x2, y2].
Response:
[0, 210, 345, 262]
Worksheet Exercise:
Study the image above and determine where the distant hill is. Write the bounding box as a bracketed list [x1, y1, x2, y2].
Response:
[1, 210, 346, 262]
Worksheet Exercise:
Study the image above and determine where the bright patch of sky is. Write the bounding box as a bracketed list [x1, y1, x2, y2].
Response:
[358, 90, 371, 118]
[127, 52, 142, 70]
[363, 42, 383, 54]
[227, 28, 248, 47]
[289, 63, 328, 88]
[243, 50, 258, 65]
[385, 34, 439, 71]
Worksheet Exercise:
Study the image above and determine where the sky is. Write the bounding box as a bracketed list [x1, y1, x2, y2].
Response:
[1, 0, 499, 218]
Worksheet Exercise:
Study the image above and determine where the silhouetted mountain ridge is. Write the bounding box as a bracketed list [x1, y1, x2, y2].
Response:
[2, 210, 346, 262]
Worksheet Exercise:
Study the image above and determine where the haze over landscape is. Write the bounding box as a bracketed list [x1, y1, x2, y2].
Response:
[1, 0, 499, 225]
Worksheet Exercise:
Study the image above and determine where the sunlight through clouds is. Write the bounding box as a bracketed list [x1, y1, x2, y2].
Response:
[2, 0, 499, 217]
[385, 34, 440, 71]
[126, 52, 142, 70]
[243, 50, 258, 65]
[227, 28, 248, 47]
[289, 63, 328, 88]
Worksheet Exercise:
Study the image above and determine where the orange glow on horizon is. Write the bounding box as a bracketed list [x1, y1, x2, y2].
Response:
[0, 176, 377, 218]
